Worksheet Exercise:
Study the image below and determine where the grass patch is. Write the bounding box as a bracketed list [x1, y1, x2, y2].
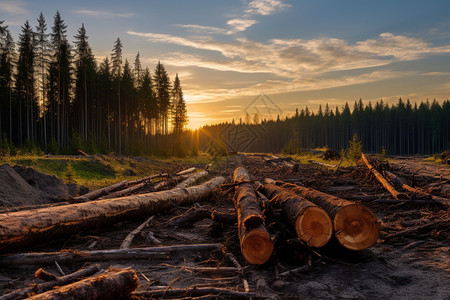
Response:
[0, 153, 217, 190]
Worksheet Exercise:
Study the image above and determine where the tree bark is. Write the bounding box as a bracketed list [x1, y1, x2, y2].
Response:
[0, 244, 223, 266]
[361, 153, 408, 200]
[233, 167, 273, 265]
[259, 183, 332, 248]
[175, 170, 208, 188]
[71, 180, 128, 202]
[0, 265, 100, 300]
[175, 167, 196, 176]
[273, 180, 380, 251]
[171, 206, 236, 228]
[26, 268, 138, 300]
[0, 177, 226, 253]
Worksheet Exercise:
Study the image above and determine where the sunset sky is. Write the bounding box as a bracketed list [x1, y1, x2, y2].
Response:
[2, 0, 450, 129]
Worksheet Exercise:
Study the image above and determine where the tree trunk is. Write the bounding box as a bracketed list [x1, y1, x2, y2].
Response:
[233, 167, 273, 265]
[384, 170, 431, 200]
[361, 153, 408, 200]
[72, 180, 128, 202]
[0, 244, 223, 266]
[259, 183, 332, 248]
[175, 170, 208, 188]
[273, 180, 380, 251]
[26, 268, 138, 300]
[0, 265, 100, 300]
[0, 177, 226, 253]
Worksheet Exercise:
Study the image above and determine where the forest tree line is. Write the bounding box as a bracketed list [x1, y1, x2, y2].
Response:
[200, 98, 450, 155]
[0, 11, 190, 156]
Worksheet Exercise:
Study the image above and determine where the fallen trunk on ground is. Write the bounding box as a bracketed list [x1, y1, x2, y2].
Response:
[0, 177, 226, 253]
[0, 244, 223, 266]
[175, 170, 208, 188]
[259, 183, 332, 247]
[133, 287, 261, 299]
[233, 167, 273, 265]
[0, 265, 100, 300]
[71, 180, 128, 202]
[171, 205, 236, 228]
[384, 171, 449, 208]
[361, 153, 408, 200]
[384, 170, 431, 199]
[100, 181, 148, 199]
[26, 268, 139, 300]
[175, 167, 196, 176]
[273, 180, 380, 251]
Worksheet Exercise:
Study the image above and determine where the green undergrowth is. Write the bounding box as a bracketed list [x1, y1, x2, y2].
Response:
[0, 153, 217, 190]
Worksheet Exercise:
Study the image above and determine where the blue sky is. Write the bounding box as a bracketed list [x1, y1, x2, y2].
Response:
[2, 0, 450, 128]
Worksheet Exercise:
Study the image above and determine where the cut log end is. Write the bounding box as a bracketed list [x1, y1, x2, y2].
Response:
[334, 204, 380, 251]
[295, 206, 333, 248]
[241, 228, 274, 265]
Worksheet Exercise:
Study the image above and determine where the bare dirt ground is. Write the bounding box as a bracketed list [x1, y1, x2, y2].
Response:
[0, 154, 449, 299]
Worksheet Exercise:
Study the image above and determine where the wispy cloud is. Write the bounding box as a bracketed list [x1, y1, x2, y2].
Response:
[130, 31, 450, 79]
[227, 18, 257, 32]
[174, 24, 230, 35]
[245, 0, 291, 16]
[0, 1, 28, 15]
[75, 9, 135, 18]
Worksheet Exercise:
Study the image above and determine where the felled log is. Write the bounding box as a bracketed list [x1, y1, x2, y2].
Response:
[171, 205, 236, 228]
[100, 181, 148, 199]
[0, 265, 100, 300]
[101, 174, 170, 199]
[264, 155, 298, 172]
[0, 202, 70, 214]
[259, 184, 332, 248]
[35, 268, 58, 281]
[0, 177, 226, 253]
[273, 180, 380, 251]
[384, 171, 431, 200]
[175, 167, 196, 176]
[26, 268, 139, 300]
[0, 244, 223, 266]
[361, 153, 408, 200]
[152, 172, 203, 191]
[133, 287, 260, 299]
[233, 167, 273, 265]
[71, 180, 128, 202]
[175, 170, 208, 188]
[308, 160, 337, 168]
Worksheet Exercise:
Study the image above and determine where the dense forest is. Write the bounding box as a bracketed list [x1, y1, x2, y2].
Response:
[0, 12, 191, 156]
[200, 98, 450, 155]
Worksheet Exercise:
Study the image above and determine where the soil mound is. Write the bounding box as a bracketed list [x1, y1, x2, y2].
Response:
[0, 164, 47, 207]
[13, 165, 71, 200]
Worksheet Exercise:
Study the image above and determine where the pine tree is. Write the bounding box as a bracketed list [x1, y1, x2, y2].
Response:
[347, 133, 362, 163]
[153, 61, 170, 134]
[111, 38, 123, 153]
[133, 52, 142, 88]
[120, 59, 135, 153]
[171, 74, 187, 134]
[35, 12, 50, 151]
[74, 23, 96, 143]
[138, 67, 156, 136]
[0, 27, 14, 143]
[48, 11, 72, 149]
[98, 57, 113, 151]
[15, 20, 36, 146]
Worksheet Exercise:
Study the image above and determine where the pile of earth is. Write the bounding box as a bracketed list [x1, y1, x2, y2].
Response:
[0, 164, 88, 207]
